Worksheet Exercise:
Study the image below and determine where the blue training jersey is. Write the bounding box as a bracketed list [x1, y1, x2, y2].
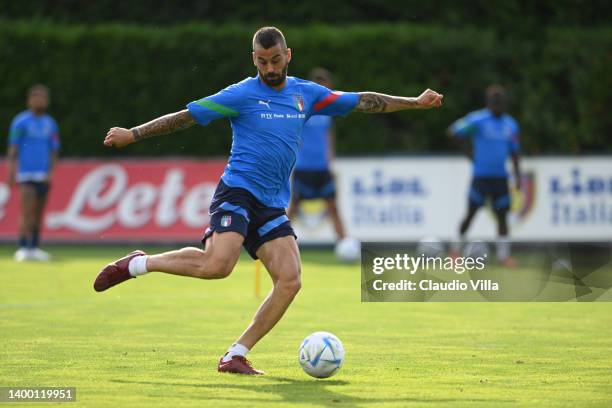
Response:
[450, 108, 520, 177]
[187, 75, 359, 208]
[294, 115, 332, 171]
[8, 110, 60, 182]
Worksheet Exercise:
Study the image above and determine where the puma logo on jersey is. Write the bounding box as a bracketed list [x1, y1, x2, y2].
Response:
[258, 100, 271, 109]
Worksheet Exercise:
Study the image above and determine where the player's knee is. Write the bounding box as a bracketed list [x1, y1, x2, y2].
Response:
[495, 209, 508, 223]
[276, 271, 301, 298]
[278, 279, 301, 298]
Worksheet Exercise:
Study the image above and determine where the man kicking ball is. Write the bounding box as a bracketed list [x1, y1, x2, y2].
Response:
[94, 26, 443, 375]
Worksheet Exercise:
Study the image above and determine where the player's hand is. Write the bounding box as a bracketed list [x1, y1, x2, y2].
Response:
[104, 127, 134, 148]
[417, 89, 443, 109]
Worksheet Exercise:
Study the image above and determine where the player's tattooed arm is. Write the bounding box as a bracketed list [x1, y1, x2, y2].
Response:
[131, 109, 196, 141]
[355, 89, 443, 113]
[104, 109, 196, 148]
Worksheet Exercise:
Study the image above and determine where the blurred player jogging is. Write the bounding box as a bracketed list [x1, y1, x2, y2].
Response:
[6, 84, 60, 262]
[448, 85, 521, 266]
[288, 67, 349, 247]
[93, 26, 443, 375]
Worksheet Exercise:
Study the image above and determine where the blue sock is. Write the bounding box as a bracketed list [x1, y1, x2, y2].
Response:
[18, 236, 28, 248]
[30, 228, 40, 249]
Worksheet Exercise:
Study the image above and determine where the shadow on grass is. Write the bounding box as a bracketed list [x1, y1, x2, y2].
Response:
[111, 377, 515, 407]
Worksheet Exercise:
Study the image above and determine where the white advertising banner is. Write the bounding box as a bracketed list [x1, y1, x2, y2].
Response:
[292, 157, 612, 243]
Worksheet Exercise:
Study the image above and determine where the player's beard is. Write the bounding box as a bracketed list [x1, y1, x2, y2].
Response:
[260, 63, 288, 87]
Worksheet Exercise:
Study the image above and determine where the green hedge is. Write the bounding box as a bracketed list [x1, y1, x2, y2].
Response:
[0, 21, 610, 157]
[2, 0, 610, 27]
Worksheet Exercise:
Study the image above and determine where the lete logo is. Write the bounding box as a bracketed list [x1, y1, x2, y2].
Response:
[46, 164, 216, 233]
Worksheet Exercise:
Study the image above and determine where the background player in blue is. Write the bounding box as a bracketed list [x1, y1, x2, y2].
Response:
[7, 84, 60, 262]
[94, 27, 443, 375]
[448, 85, 521, 267]
[288, 67, 349, 245]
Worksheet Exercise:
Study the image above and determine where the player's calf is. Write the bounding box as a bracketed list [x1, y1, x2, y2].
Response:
[193, 254, 235, 279]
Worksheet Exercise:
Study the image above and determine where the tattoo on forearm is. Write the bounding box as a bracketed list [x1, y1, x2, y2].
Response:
[132, 127, 141, 140]
[355, 92, 419, 113]
[131, 109, 196, 141]
[355, 93, 389, 113]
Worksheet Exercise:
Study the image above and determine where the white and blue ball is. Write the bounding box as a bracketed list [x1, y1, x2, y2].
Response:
[298, 331, 344, 378]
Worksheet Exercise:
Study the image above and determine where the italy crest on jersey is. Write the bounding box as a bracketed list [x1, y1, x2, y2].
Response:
[221, 215, 232, 227]
[293, 94, 305, 112]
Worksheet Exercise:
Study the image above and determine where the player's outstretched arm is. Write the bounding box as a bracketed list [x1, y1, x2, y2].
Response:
[355, 89, 443, 113]
[103, 109, 196, 148]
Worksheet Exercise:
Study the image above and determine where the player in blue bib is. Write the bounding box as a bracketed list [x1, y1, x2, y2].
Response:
[448, 85, 521, 267]
[7, 85, 60, 262]
[94, 27, 443, 375]
[288, 68, 348, 245]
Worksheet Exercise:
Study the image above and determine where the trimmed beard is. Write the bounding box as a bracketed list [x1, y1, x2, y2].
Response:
[260, 63, 288, 87]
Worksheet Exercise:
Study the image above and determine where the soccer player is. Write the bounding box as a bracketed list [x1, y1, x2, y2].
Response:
[94, 27, 443, 375]
[7, 84, 60, 262]
[287, 67, 347, 242]
[448, 85, 521, 267]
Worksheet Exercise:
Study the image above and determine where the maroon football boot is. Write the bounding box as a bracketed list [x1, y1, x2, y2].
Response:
[218, 354, 265, 375]
[93, 250, 146, 292]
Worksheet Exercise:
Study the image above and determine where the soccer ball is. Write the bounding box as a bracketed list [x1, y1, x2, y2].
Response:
[416, 237, 445, 258]
[335, 237, 360, 263]
[298, 331, 345, 378]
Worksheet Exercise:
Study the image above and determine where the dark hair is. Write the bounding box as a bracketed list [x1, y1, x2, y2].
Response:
[252, 27, 287, 50]
[28, 84, 49, 97]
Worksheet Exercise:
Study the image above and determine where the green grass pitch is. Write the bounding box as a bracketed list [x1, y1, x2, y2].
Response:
[0, 246, 611, 407]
